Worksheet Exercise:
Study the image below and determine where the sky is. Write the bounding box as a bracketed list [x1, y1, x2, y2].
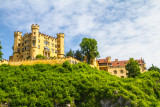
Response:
[0, 0, 160, 68]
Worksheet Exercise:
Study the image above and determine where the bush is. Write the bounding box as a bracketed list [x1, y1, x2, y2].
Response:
[36, 54, 46, 59]
[0, 64, 160, 106]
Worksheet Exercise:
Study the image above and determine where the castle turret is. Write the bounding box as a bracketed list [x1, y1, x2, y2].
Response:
[106, 56, 111, 62]
[57, 33, 65, 58]
[30, 24, 39, 58]
[13, 31, 22, 59]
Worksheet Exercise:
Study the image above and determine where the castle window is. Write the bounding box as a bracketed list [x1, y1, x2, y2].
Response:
[18, 49, 20, 53]
[34, 32, 36, 35]
[18, 43, 20, 46]
[58, 45, 60, 48]
[28, 40, 29, 43]
[55, 45, 57, 48]
[120, 70, 124, 73]
[52, 49, 54, 53]
[17, 55, 18, 57]
[114, 70, 117, 74]
[38, 45, 40, 49]
[52, 43, 53, 47]
[21, 55, 23, 58]
[22, 43, 24, 46]
[33, 36, 36, 40]
[28, 35, 29, 38]
[25, 46, 26, 50]
[27, 46, 29, 50]
[55, 50, 57, 53]
[33, 42, 35, 46]
[38, 39, 40, 43]
[25, 41, 27, 44]
[44, 41, 49, 45]
[22, 48, 24, 52]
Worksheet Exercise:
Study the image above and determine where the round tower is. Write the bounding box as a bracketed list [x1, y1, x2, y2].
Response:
[57, 33, 65, 58]
[13, 31, 22, 60]
[30, 24, 39, 58]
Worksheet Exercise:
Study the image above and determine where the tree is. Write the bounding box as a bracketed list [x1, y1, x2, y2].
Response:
[125, 58, 141, 78]
[65, 49, 74, 57]
[74, 50, 83, 61]
[0, 41, 3, 61]
[36, 54, 46, 59]
[80, 38, 99, 64]
[148, 64, 160, 72]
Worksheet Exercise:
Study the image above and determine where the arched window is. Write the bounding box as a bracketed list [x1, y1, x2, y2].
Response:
[120, 70, 124, 73]
[121, 76, 124, 78]
[114, 70, 117, 74]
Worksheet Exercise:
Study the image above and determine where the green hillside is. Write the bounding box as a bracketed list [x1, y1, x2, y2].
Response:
[0, 61, 160, 107]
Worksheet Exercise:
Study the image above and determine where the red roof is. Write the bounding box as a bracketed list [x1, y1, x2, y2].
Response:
[97, 59, 144, 67]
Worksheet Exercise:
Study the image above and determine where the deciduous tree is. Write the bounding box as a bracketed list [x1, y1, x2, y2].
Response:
[125, 58, 141, 78]
[148, 64, 160, 72]
[80, 38, 99, 64]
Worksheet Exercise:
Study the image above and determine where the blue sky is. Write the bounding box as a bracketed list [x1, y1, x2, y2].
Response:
[0, 0, 160, 68]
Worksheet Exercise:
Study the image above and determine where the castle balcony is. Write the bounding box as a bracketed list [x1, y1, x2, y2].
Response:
[43, 49, 50, 53]
[43, 49, 50, 58]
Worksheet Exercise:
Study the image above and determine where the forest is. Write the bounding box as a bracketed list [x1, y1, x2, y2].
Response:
[0, 61, 160, 107]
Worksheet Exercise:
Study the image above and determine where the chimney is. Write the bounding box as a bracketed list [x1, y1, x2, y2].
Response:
[115, 59, 118, 62]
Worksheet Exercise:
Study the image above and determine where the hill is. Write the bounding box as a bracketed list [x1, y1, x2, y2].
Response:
[0, 61, 160, 107]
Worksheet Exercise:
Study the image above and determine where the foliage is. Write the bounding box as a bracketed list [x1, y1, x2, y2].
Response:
[74, 50, 83, 61]
[80, 38, 100, 64]
[36, 54, 46, 59]
[26, 56, 31, 59]
[65, 49, 83, 61]
[125, 58, 141, 78]
[0, 41, 3, 61]
[65, 49, 74, 57]
[0, 62, 160, 106]
[148, 64, 160, 72]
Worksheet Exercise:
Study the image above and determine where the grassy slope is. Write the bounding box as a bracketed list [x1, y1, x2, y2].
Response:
[0, 61, 160, 107]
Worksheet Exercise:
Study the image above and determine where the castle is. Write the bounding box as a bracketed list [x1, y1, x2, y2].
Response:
[97, 57, 146, 78]
[9, 24, 64, 60]
[0, 24, 147, 78]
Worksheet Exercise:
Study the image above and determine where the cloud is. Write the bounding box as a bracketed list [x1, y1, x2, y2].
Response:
[0, 0, 160, 68]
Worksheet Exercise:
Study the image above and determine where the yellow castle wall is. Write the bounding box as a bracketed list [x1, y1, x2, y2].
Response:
[99, 64, 146, 78]
[0, 60, 9, 65]
[1, 57, 80, 66]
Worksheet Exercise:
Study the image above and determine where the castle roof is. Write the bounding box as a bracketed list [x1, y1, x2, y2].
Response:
[97, 59, 145, 67]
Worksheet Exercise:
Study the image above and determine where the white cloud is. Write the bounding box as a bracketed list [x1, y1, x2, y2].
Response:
[0, 0, 160, 68]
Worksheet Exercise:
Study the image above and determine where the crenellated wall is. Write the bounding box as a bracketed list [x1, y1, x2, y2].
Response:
[0, 57, 80, 66]
[0, 59, 9, 65]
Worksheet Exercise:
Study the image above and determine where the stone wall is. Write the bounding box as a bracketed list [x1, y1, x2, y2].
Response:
[0, 57, 80, 66]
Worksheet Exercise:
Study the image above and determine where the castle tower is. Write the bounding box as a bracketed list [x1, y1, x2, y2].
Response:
[30, 24, 39, 58]
[106, 56, 111, 62]
[57, 33, 65, 58]
[13, 31, 22, 59]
